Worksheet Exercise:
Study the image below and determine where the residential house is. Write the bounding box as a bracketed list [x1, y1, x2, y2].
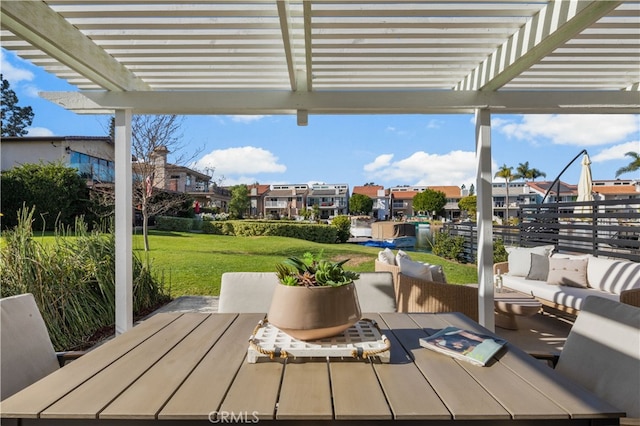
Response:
[429, 185, 464, 221]
[247, 183, 271, 218]
[351, 184, 388, 220]
[307, 183, 349, 219]
[592, 179, 640, 201]
[264, 184, 308, 219]
[388, 186, 422, 218]
[1, 136, 115, 184]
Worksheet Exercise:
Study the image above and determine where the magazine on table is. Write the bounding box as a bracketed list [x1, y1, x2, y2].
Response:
[419, 326, 507, 367]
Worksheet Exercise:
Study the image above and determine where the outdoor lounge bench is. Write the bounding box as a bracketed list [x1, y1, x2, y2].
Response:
[494, 246, 640, 315]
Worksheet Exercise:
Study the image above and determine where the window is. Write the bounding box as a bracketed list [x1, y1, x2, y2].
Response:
[69, 150, 114, 183]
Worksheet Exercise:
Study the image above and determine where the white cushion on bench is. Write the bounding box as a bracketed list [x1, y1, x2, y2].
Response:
[587, 255, 640, 294]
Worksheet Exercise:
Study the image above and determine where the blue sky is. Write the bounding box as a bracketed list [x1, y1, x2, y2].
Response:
[3, 49, 639, 189]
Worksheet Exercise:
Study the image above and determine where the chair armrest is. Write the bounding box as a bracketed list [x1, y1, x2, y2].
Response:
[374, 260, 400, 290]
[620, 288, 640, 308]
[395, 273, 479, 321]
[56, 351, 86, 367]
[494, 262, 509, 275]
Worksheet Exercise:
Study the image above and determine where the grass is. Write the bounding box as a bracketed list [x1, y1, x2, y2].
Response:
[132, 230, 478, 297]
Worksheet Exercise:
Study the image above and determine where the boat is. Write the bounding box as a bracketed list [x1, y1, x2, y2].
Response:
[349, 215, 375, 238]
[359, 222, 417, 249]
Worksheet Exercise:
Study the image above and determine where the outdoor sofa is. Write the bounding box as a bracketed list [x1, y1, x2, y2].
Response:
[494, 245, 640, 315]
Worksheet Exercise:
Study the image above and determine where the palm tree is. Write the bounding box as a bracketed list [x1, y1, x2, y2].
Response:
[529, 168, 546, 181]
[515, 162, 547, 181]
[514, 162, 531, 181]
[495, 164, 514, 222]
[615, 151, 640, 178]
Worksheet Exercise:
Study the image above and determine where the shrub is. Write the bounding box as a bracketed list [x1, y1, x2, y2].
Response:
[201, 220, 339, 243]
[155, 216, 194, 232]
[331, 215, 351, 243]
[0, 208, 170, 350]
[431, 231, 466, 262]
[0, 163, 93, 230]
[493, 238, 508, 263]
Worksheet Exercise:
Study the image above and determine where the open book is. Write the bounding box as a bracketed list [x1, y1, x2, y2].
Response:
[419, 326, 507, 367]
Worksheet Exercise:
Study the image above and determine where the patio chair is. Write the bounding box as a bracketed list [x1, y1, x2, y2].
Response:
[375, 260, 478, 320]
[535, 296, 640, 423]
[1, 293, 83, 400]
[353, 272, 396, 313]
[218, 272, 279, 313]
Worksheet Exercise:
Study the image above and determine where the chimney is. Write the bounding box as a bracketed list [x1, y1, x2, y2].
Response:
[150, 146, 169, 189]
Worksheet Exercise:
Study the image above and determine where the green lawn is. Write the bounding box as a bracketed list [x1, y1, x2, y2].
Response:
[133, 230, 478, 297]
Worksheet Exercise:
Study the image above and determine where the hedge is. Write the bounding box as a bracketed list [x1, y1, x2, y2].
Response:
[155, 216, 196, 232]
[202, 220, 339, 243]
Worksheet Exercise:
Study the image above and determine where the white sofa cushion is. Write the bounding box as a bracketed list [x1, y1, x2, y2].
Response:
[587, 255, 640, 295]
[547, 257, 589, 288]
[501, 274, 619, 311]
[377, 248, 396, 265]
[397, 255, 433, 282]
[506, 245, 554, 277]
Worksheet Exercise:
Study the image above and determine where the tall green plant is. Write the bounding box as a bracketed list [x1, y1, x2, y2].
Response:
[0, 208, 169, 350]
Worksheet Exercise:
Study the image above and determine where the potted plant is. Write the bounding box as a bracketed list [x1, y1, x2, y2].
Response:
[268, 252, 362, 340]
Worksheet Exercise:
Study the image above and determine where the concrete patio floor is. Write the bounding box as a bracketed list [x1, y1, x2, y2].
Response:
[150, 296, 573, 355]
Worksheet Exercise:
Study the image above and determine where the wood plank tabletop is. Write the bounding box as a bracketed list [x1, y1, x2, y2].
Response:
[0, 312, 623, 425]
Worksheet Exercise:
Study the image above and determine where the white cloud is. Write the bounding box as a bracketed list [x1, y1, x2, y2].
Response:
[364, 154, 394, 172]
[364, 150, 477, 186]
[495, 114, 639, 146]
[228, 115, 268, 123]
[27, 127, 55, 137]
[193, 146, 286, 176]
[591, 141, 640, 162]
[0, 51, 34, 84]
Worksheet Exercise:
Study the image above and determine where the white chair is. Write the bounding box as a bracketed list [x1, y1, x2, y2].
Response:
[0, 293, 82, 400]
[218, 272, 279, 313]
[354, 272, 396, 313]
[538, 296, 640, 423]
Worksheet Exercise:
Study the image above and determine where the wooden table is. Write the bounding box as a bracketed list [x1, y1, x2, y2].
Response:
[0, 312, 622, 425]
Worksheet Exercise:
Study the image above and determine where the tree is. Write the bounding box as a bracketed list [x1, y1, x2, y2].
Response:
[0, 163, 91, 230]
[349, 193, 373, 215]
[228, 184, 250, 218]
[495, 164, 514, 221]
[413, 189, 446, 218]
[615, 151, 640, 178]
[515, 161, 546, 181]
[458, 195, 477, 220]
[1, 74, 34, 136]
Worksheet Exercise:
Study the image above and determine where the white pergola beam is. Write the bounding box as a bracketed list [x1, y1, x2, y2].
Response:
[40, 90, 640, 115]
[276, 0, 297, 91]
[457, 0, 623, 91]
[0, 0, 149, 91]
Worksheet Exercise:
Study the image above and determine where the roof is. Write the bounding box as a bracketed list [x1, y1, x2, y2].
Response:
[428, 186, 462, 198]
[248, 184, 271, 196]
[266, 188, 307, 197]
[352, 185, 384, 198]
[527, 181, 577, 195]
[391, 191, 419, 200]
[593, 185, 639, 195]
[1, 1, 637, 116]
[1, 136, 112, 144]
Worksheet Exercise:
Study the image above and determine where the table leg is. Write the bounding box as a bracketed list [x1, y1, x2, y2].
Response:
[495, 311, 518, 330]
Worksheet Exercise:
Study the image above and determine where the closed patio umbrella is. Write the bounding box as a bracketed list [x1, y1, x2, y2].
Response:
[575, 153, 594, 215]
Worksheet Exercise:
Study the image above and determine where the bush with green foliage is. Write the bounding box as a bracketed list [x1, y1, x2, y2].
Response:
[430, 231, 466, 262]
[1, 163, 93, 230]
[349, 193, 373, 215]
[0, 208, 170, 350]
[155, 216, 195, 232]
[201, 220, 339, 243]
[493, 238, 508, 263]
[331, 215, 352, 243]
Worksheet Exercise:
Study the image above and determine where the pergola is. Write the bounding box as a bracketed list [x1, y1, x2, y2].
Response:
[2, 1, 638, 334]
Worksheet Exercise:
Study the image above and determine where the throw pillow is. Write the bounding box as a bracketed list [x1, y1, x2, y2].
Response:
[506, 245, 554, 277]
[425, 263, 447, 283]
[546, 257, 589, 288]
[526, 253, 550, 281]
[395, 249, 411, 265]
[397, 256, 433, 282]
[377, 248, 396, 265]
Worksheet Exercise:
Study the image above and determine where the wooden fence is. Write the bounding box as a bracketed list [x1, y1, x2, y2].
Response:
[443, 197, 640, 263]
